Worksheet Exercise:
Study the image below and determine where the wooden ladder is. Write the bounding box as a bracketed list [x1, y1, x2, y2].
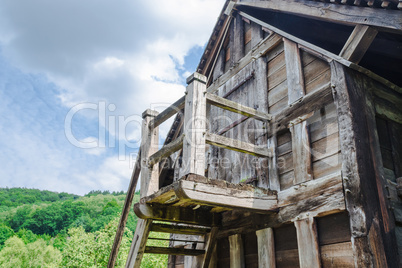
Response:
[125, 219, 218, 268]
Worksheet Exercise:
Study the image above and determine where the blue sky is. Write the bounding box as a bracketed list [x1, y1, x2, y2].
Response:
[0, 0, 225, 195]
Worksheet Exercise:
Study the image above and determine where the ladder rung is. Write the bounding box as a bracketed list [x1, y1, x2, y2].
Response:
[150, 223, 210, 235]
[144, 246, 205, 256]
[147, 237, 205, 243]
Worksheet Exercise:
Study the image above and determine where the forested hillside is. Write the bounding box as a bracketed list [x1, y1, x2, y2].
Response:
[0, 188, 168, 267]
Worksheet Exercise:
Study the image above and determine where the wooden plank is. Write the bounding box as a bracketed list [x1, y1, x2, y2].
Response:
[320, 242, 354, 268]
[133, 203, 220, 227]
[207, 34, 282, 94]
[206, 93, 272, 121]
[294, 218, 321, 268]
[176, 175, 278, 212]
[125, 219, 152, 268]
[144, 246, 205, 256]
[271, 82, 332, 134]
[256, 228, 276, 268]
[284, 39, 305, 104]
[201, 227, 219, 268]
[108, 149, 141, 268]
[316, 212, 351, 246]
[229, 234, 245, 268]
[339, 25, 378, 64]
[238, 10, 402, 95]
[289, 120, 312, 184]
[311, 132, 340, 162]
[181, 73, 207, 176]
[148, 134, 184, 167]
[251, 21, 264, 49]
[233, 13, 245, 63]
[150, 223, 210, 236]
[140, 109, 159, 198]
[236, 0, 402, 32]
[149, 96, 185, 129]
[330, 61, 396, 266]
[205, 132, 272, 158]
[276, 249, 300, 268]
[268, 136, 280, 191]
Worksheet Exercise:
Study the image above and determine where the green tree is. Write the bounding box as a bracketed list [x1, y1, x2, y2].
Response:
[0, 225, 14, 248]
[0, 236, 27, 267]
[16, 228, 37, 244]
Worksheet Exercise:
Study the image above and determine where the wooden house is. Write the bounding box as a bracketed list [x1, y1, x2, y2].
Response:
[109, 1, 402, 267]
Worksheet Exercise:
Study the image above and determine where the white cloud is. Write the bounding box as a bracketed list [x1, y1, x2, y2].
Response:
[0, 0, 226, 195]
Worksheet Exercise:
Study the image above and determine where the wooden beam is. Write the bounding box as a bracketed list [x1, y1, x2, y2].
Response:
[236, 0, 402, 32]
[205, 132, 272, 158]
[144, 246, 205, 256]
[238, 11, 402, 95]
[339, 25, 378, 64]
[202, 227, 219, 268]
[149, 96, 185, 129]
[108, 149, 141, 268]
[294, 218, 321, 268]
[271, 82, 333, 134]
[289, 120, 313, 184]
[229, 234, 245, 268]
[148, 134, 184, 167]
[206, 93, 271, 121]
[181, 73, 207, 176]
[207, 33, 282, 94]
[150, 223, 210, 235]
[331, 61, 399, 266]
[133, 203, 220, 227]
[176, 174, 277, 212]
[267, 136, 280, 191]
[126, 219, 152, 268]
[140, 109, 159, 198]
[284, 38, 305, 104]
[256, 228, 276, 268]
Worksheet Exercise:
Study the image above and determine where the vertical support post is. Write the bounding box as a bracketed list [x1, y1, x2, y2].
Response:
[140, 109, 159, 198]
[284, 38, 305, 105]
[182, 73, 207, 177]
[233, 13, 245, 63]
[256, 228, 276, 268]
[294, 218, 321, 268]
[229, 234, 245, 268]
[125, 219, 152, 268]
[268, 135, 280, 191]
[331, 61, 397, 267]
[289, 120, 312, 184]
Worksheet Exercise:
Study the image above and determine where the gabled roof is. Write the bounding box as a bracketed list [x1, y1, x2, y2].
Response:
[197, 0, 402, 87]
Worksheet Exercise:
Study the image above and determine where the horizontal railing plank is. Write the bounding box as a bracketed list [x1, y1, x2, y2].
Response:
[206, 93, 272, 121]
[149, 96, 185, 129]
[205, 132, 272, 158]
[148, 134, 185, 167]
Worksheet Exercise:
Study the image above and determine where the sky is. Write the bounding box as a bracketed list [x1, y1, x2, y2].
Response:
[0, 0, 226, 195]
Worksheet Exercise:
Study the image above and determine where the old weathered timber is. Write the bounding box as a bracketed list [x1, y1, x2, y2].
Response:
[256, 228, 275, 268]
[206, 93, 272, 121]
[181, 73, 207, 177]
[236, 0, 402, 31]
[331, 61, 398, 266]
[229, 234, 245, 268]
[339, 25, 378, 64]
[205, 132, 272, 158]
[108, 149, 141, 268]
[125, 219, 152, 268]
[289, 120, 312, 184]
[294, 218, 321, 267]
[140, 110, 159, 198]
[284, 38, 305, 104]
